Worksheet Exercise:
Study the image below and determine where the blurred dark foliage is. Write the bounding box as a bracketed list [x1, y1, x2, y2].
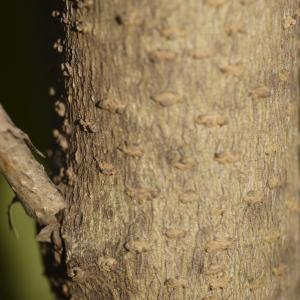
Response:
[0, 1, 56, 299]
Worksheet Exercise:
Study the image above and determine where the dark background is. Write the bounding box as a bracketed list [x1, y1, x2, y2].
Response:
[0, 1, 56, 299]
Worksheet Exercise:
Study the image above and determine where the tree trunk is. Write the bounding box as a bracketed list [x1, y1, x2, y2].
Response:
[49, 0, 300, 299]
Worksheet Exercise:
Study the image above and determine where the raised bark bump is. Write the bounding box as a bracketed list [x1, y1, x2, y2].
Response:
[98, 161, 116, 176]
[125, 186, 158, 203]
[159, 26, 186, 40]
[249, 85, 271, 100]
[203, 264, 226, 276]
[148, 49, 177, 63]
[214, 151, 240, 164]
[115, 11, 143, 26]
[283, 15, 297, 30]
[279, 69, 290, 82]
[220, 63, 245, 77]
[151, 92, 184, 107]
[208, 276, 231, 290]
[118, 143, 144, 158]
[244, 191, 265, 206]
[164, 228, 187, 239]
[53, 129, 68, 150]
[77, 119, 99, 133]
[195, 114, 227, 127]
[96, 98, 126, 114]
[272, 264, 286, 277]
[286, 198, 300, 213]
[124, 239, 151, 253]
[97, 256, 119, 272]
[188, 48, 216, 60]
[264, 231, 281, 243]
[205, 239, 233, 252]
[225, 22, 246, 36]
[55, 101, 66, 117]
[171, 156, 197, 171]
[53, 38, 63, 53]
[164, 277, 188, 289]
[179, 190, 198, 204]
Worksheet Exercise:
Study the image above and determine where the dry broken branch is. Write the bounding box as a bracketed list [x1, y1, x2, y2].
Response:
[0, 104, 66, 229]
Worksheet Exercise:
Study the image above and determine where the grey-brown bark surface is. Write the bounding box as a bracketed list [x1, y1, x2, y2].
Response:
[49, 0, 300, 299]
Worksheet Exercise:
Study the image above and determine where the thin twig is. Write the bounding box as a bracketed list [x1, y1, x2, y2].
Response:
[7, 196, 19, 239]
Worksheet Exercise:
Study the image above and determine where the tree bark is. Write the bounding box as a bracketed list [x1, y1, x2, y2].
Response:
[49, 0, 300, 299]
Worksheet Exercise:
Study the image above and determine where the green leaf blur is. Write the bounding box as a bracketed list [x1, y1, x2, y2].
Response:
[0, 1, 55, 299]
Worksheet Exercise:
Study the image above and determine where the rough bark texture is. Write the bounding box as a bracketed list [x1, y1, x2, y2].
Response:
[50, 0, 300, 299]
